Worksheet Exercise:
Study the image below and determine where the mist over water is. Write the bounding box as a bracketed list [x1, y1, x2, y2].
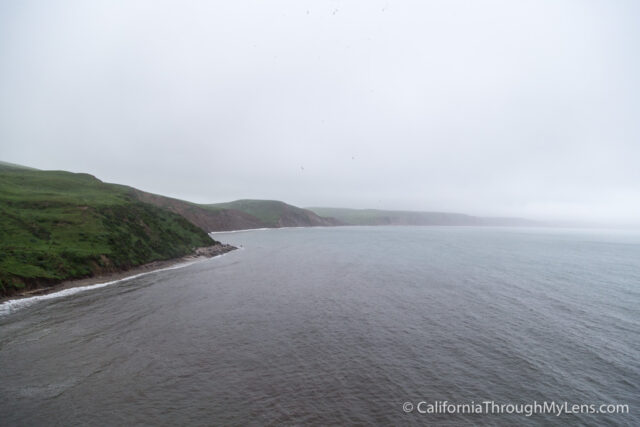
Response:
[1, 227, 638, 425]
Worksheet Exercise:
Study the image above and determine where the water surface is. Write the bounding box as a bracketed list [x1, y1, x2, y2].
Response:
[1, 227, 638, 425]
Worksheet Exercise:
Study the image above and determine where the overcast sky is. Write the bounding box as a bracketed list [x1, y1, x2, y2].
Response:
[1, 0, 639, 224]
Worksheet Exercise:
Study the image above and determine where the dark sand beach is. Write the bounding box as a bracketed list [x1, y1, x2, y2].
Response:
[1, 244, 236, 303]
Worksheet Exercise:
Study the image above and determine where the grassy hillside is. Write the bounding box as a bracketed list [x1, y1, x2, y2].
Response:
[132, 190, 268, 232]
[208, 200, 296, 226]
[0, 164, 216, 296]
[207, 199, 341, 228]
[308, 207, 538, 227]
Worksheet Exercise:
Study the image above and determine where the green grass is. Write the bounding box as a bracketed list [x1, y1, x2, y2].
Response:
[307, 207, 394, 225]
[0, 164, 215, 295]
[206, 199, 294, 227]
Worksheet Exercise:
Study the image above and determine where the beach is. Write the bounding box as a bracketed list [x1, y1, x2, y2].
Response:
[0, 244, 236, 304]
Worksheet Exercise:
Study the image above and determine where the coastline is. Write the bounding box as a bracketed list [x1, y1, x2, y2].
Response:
[0, 244, 236, 305]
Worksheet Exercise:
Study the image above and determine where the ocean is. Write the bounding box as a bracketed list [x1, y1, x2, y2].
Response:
[1, 226, 638, 425]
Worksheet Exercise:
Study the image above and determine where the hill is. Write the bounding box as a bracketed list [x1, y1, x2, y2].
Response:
[131, 191, 268, 232]
[206, 200, 342, 228]
[0, 164, 219, 296]
[130, 194, 341, 231]
[0, 162, 342, 295]
[307, 207, 539, 227]
[0, 160, 37, 170]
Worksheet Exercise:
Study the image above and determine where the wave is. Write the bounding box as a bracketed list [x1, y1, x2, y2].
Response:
[0, 251, 233, 317]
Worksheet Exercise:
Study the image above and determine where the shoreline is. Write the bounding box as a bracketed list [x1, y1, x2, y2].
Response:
[0, 244, 236, 305]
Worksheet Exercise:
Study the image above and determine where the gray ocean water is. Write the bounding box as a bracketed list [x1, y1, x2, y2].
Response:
[1, 226, 638, 426]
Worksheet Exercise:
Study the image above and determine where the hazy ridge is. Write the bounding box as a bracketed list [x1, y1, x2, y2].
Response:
[308, 207, 539, 227]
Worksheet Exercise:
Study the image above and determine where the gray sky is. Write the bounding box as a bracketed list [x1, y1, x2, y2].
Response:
[1, 0, 639, 224]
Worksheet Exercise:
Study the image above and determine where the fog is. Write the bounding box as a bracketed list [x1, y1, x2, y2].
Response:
[1, 0, 639, 224]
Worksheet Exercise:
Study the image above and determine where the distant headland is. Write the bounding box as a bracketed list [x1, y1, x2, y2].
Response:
[0, 160, 536, 297]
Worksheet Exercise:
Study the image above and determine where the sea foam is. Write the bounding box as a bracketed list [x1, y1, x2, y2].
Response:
[0, 262, 196, 317]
